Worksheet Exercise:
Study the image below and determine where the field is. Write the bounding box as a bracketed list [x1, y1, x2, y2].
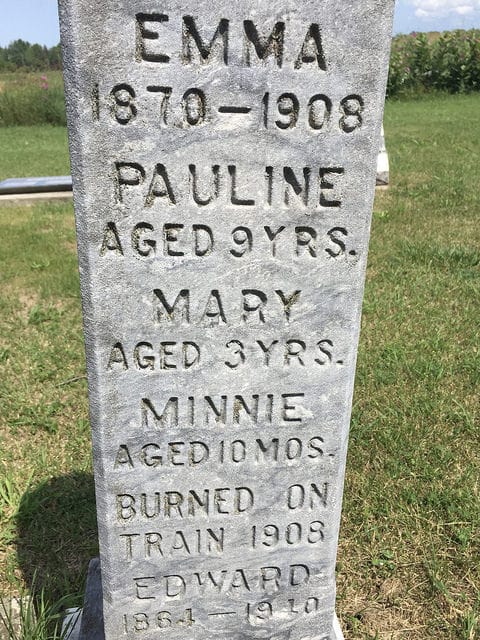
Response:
[0, 72, 64, 92]
[0, 94, 479, 639]
[0, 71, 65, 128]
[0, 126, 69, 180]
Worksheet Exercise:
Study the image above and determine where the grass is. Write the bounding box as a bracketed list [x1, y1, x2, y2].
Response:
[0, 581, 75, 640]
[0, 94, 479, 639]
[0, 74, 69, 181]
[340, 94, 480, 639]
[0, 127, 70, 181]
[0, 72, 65, 128]
[0, 72, 64, 91]
[0, 71, 70, 181]
[0, 202, 95, 618]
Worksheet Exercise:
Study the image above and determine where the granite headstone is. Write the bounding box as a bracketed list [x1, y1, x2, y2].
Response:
[59, 2, 395, 639]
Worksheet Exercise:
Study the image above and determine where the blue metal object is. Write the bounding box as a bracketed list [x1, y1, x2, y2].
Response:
[0, 176, 72, 195]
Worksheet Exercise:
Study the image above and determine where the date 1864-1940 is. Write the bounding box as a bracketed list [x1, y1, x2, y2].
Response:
[123, 597, 330, 635]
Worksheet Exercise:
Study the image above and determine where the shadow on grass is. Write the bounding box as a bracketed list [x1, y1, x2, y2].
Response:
[16, 472, 98, 606]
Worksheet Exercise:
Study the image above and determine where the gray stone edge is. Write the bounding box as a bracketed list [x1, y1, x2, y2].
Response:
[63, 608, 344, 640]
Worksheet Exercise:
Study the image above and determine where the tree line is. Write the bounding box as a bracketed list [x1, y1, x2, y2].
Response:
[2, 31, 480, 97]
[0, 39, 62, 71]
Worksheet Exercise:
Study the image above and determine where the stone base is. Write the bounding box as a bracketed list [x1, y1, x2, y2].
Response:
[63, 558, 344, 640]
[62, 558, 103, 640]
[62, 608, 82, 640]
[333, 613, 345, 639]
[376, 124, 390, 187]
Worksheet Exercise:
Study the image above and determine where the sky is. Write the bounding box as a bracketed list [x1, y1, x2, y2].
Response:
[1, 0, 480, 47]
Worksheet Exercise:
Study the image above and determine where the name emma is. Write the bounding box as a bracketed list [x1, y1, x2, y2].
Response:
[135, 14, 327, 70]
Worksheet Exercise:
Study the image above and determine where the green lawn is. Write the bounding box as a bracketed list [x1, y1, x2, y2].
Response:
[0, 126, 69, 181]
[0, 94, 479, 640]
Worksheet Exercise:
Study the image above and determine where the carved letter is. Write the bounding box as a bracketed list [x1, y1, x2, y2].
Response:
[136, 14, 170, 63]
[182, 17, 229, 65]
[107, 343, 128, 370]
[141, 397, 179, 429]
[243, 21, 285, 67]
[295, 24, 326, 70]
[132, 223, 156, 257]
[201, 290, 227, 326]
[189, 165, 220, 206]
[153, 289, 190, 324]
[275, 290, 301, 323]
[115, 162, 145, 203]
[100, 222, 123, 256]
[145, 164, 176, 207]
[242, 290, 267, 323]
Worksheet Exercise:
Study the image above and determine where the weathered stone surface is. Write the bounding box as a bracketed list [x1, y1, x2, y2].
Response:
[59, 2, 395, 639]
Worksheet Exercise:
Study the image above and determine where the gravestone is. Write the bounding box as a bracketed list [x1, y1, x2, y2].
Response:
[59, 2, 395, 639]
[376, 126, 390, 186]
